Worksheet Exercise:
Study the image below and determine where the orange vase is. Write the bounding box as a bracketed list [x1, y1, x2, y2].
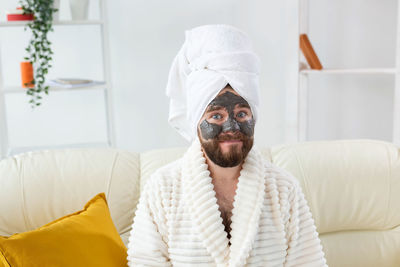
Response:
[20, 61, 34, 88]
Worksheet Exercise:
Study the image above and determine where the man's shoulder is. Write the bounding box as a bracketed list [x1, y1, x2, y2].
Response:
[251, 146, 298, 186]
[153, 157, 183, 178]
[261, 158, 301, 191]
[144, 157, 183, 190]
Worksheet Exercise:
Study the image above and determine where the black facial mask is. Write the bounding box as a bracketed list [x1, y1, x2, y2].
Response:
[199, 91, 255, 140]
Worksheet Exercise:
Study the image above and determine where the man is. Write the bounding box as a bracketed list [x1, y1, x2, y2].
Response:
[127, 24, 327, 266]
[197, 84, 256, 243]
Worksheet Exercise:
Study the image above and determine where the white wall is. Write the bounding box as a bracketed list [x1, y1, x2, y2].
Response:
[107, 0, 289, 151]
[306, 0, 397, 141]
[0, 0, 398, 155]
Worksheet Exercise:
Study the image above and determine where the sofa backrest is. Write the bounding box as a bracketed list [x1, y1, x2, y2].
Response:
[269, 139, 400, 267]
[0, 139, 399, 266]
[0, 149, 141, 246]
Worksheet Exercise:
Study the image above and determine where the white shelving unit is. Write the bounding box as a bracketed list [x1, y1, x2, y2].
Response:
[0, 0, 116, 159]
[285, 0, 400, 144]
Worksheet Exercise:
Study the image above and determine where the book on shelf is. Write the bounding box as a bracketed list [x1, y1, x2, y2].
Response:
[300, 33, 323, 70]
[46, 78, 105, 88]
[6, 7, 34, 21]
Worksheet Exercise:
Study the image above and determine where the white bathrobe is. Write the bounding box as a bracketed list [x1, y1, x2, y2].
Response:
[127, 139, 328, 266]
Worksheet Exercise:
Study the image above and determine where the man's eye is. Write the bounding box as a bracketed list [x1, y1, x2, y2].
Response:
[237, 111, 247, 118]
[212, 114, 222, 120]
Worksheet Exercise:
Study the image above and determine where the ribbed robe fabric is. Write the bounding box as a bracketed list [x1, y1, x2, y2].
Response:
[127, 139, 328, 266]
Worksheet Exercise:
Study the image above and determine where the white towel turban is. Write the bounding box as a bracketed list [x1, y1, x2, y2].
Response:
[166, 24, 261, 142]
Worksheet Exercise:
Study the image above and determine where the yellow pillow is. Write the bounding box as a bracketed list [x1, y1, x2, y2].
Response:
[0, 193, 127, 267]
[0, 253, 9, 267]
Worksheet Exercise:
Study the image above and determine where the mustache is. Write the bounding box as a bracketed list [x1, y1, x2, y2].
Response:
[217, 132, 246, 141]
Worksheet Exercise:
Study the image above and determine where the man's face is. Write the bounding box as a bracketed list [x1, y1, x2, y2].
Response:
[197, 87, 255, 167]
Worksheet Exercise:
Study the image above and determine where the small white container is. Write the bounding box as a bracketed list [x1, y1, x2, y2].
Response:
[69, 0, 89, 20]
[52, 0, 61, 22]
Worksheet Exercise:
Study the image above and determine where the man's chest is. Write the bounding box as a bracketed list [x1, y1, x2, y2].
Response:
[217, 195, 234, 239]
[212, 179, 238, 240]
[213, 179, 237, 214]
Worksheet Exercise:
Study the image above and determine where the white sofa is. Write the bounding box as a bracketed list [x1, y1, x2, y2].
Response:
[0, 139, 399, 267]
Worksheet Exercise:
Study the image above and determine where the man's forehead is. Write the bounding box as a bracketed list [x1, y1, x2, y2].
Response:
[206, 90, 250, 111]
[217, 87, 237, 96]
[206, 102, 250, 110]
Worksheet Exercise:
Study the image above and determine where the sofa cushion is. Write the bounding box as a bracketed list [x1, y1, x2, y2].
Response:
[0, 193, 127, 267]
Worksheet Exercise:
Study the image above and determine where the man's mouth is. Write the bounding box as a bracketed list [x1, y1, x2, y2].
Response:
[219, 140, 242, 144]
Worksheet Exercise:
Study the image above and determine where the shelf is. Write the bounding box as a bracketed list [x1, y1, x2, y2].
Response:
[0, 0, 116, 160]
[0, 20, 103, 27]
[300, 68, 397, 75]
[2, 83, 107, 94]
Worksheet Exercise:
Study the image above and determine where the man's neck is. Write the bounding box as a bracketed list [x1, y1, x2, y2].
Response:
[203, 151, 242, 181]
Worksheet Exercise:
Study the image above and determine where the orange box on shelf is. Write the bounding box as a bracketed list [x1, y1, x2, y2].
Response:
[20, 61, 34, 88]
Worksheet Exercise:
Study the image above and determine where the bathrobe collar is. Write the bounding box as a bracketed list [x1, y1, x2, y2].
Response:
[181, 138, 266, 266]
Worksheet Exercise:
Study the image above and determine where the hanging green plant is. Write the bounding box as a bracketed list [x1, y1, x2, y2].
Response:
[20, 0, 58, 108]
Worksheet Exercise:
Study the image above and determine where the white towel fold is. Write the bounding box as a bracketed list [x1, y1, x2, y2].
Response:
[166, 24, 261, 142]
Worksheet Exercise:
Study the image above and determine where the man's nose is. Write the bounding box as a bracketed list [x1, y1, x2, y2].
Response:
[221, 117, 240, 133]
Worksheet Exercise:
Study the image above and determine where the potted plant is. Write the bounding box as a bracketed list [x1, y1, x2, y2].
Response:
[20, 0, 58, 108]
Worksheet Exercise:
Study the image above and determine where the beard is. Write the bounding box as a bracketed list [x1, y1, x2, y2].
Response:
[198, 130, 254, 168]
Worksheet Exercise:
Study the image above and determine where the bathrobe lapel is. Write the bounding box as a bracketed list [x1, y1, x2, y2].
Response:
[228, 145, 265, 266]
[182, 139, 266, 266]
[182, 139, 230, 265]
